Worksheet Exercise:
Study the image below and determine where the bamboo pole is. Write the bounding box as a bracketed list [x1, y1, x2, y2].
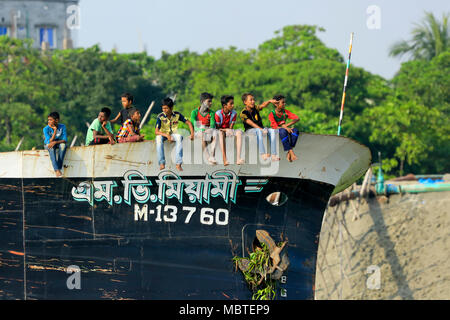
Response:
[70, 135, 78, 148]
[337, 33, 354, 136]
[140, 101, 155, 130]
[15, 137, 24, 151]
[360, 167, 372, 198]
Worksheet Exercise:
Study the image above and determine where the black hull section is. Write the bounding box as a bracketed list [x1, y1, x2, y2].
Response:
[0, 176, 334, 300]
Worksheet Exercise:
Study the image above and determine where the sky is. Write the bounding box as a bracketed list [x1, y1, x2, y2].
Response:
[75, 0, 449, 79]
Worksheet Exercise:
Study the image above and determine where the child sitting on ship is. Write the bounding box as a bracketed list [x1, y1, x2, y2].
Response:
[268, 95, 300, 162]
[116, 108, 145, 143]
[43, 112, 67, 177]
[240, 93, 280, 162]
[85, 107, 116, 146]
[215, 95, 245, 166]
[155, 98, 194, 171]
[110, 93, 135, 128]
[190, 92, 218, 165]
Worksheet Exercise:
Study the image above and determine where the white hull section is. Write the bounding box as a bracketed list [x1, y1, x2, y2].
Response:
[0, 133, 371, 194]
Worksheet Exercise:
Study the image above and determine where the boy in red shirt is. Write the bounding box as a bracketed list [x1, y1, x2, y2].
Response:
[190, 92, 218, 164]
[215, 95, 245, 166]
[268, 95, 300, 162]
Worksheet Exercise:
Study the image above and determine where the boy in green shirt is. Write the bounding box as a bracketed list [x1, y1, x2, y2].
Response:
[86, 107, 115, 146]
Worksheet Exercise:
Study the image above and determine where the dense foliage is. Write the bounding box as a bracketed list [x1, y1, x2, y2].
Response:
[0, 23, 448, 175]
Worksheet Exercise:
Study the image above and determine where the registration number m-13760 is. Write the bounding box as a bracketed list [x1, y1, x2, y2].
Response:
[134, 204, 229, 226]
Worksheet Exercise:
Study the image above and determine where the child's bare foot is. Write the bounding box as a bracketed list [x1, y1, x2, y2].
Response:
[176, 164, 183, 171]
[237, 159, 245, 165]
[160, 164, 165, 170]
[208, 157, 217, 165]
[223, 157, 229, 166]
[291, 152, 299, 161]
[55, 170, 62, 177]
[271, 155, 280, 162]
[287, 151, 293, 162]
[261, 154, 270, 161]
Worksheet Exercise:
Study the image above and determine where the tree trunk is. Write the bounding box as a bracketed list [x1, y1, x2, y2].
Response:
[399, 158, 405, 177]
[5, 115, 11, 145]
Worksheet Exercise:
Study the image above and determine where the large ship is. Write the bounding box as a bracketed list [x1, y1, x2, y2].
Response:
[0, 133, 370, 300]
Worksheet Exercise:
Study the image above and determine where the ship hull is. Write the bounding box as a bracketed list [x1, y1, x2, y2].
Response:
[0, 134, 372, 300]
[0, 175, 333, 300]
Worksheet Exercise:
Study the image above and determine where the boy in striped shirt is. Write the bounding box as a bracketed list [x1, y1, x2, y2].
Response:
[116, 108, 144, 143]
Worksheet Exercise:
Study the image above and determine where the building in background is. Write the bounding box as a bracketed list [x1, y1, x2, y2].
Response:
[0, 0, 79, 50]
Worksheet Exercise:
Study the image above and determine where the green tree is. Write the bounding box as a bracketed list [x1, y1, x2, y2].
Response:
[360, 97, 447, 175]
[389, 11, 449, 61]
[50, 46, 164, 143]
[391, 51, 450, 111]
[387, 52, 450, 174]
[0, 37, 59, 151]
[1, 23, 448, 177]
[146, 24, 389, 139]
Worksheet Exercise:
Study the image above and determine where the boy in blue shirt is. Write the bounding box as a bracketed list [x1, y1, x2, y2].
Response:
[43, 112, 67, 177]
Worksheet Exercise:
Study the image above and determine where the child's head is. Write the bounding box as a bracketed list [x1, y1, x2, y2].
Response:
[129, 108, 141, 122]
[273, 94, 286, 109]
[99, 107, 112, 122]
[200, 92, 214, 109]
[161, 98, 174, 115]
[48, 112, 60, 127]
[221, 95, 234, 113]
[121, 93, 134, 108]
[242, 93, 255, 108]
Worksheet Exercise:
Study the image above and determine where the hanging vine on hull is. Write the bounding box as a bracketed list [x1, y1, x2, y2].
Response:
[233, 230, 290, 300]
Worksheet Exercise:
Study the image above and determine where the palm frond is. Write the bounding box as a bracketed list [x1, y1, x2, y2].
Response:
[389, 40, 412, 58]
[390, 11, 450, 61]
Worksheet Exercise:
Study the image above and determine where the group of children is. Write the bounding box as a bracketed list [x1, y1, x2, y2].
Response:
[42, 92, 300, 176]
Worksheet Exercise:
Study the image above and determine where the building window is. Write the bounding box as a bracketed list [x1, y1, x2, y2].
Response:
[39, 27, 56, 48]
[0, 27, 8, 36]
